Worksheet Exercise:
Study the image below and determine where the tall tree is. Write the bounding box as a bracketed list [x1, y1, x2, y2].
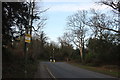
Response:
[66, 10, 87, 62]
[97, 0, 120, 33]
[29, 1, 48, 36]
[2, 2, 29, 48]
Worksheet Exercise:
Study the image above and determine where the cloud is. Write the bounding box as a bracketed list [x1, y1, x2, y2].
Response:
[92, 4, 110, 10]
[48, 4, 82, 12]
[46, 3, 110, 12]
[37, 0, 88, 2]
[35, 0, 111, 13]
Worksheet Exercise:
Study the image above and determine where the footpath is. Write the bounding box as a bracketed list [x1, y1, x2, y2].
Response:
[34, 62, 51, 78]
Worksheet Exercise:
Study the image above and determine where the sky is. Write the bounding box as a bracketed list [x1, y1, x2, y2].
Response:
[35, 0, 110, 43]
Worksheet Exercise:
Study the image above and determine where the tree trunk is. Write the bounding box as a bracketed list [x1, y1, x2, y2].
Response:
[79, 47, 83, 62]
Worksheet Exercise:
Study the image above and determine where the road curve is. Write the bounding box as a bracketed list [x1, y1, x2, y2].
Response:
[35, 61, 118, 79]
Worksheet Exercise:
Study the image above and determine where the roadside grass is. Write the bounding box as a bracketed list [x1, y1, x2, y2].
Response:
[68, 62, 120, 78]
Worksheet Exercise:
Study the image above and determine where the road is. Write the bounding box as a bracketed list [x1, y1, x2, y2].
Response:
[35, 61, 118, 79]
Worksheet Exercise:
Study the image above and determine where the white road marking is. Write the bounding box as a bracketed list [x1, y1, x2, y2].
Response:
[46, 66, 56, 78]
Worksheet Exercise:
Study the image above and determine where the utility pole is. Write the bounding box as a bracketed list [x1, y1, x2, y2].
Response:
[24, 28, 32, 78]
[53, 48, 54, 59]
[53, 48, 55, 62]
[24, 1, 32, 78]
[24, 33, 27, 78]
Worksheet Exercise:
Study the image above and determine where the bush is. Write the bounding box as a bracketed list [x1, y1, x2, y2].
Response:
[84, 53, 95, 63]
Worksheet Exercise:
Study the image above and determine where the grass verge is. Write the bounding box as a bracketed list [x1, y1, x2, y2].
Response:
[68, 62, 120, 78]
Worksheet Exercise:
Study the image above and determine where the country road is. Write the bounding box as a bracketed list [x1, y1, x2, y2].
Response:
[34, 61, 118, 79]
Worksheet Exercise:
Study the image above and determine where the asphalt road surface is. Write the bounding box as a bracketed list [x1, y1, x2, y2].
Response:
[35, 61, 118, 79]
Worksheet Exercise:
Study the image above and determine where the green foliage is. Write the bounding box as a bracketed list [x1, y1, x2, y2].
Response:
[2, 2, 29, 46]
[87, 35, 120, 66]
[2, 2, 41, 77]
[70, 49, 81, 62]
[2, 2, 40, 48]
[60, 44, 73, 58]
[85, 53, 95, 63]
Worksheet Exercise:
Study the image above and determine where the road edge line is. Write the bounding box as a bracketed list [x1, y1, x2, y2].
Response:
[45, 65, 56, 78]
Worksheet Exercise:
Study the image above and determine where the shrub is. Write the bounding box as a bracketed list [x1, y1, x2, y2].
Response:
[84, 53, 95, 63]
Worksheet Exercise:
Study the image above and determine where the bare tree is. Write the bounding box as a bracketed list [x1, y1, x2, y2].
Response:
[86, 9, 120, 38]
[28, 1, 48, 36]
[86, 10, 107, 38]
[97, 0, 120, 13]
[66, 10, 87, 62]
[97, 0, 120, 33]
[23, 1, 48, 61]
[58, 33, 71, 47]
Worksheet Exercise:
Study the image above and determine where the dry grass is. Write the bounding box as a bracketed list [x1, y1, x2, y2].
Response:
[69, 62, 120, 78]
